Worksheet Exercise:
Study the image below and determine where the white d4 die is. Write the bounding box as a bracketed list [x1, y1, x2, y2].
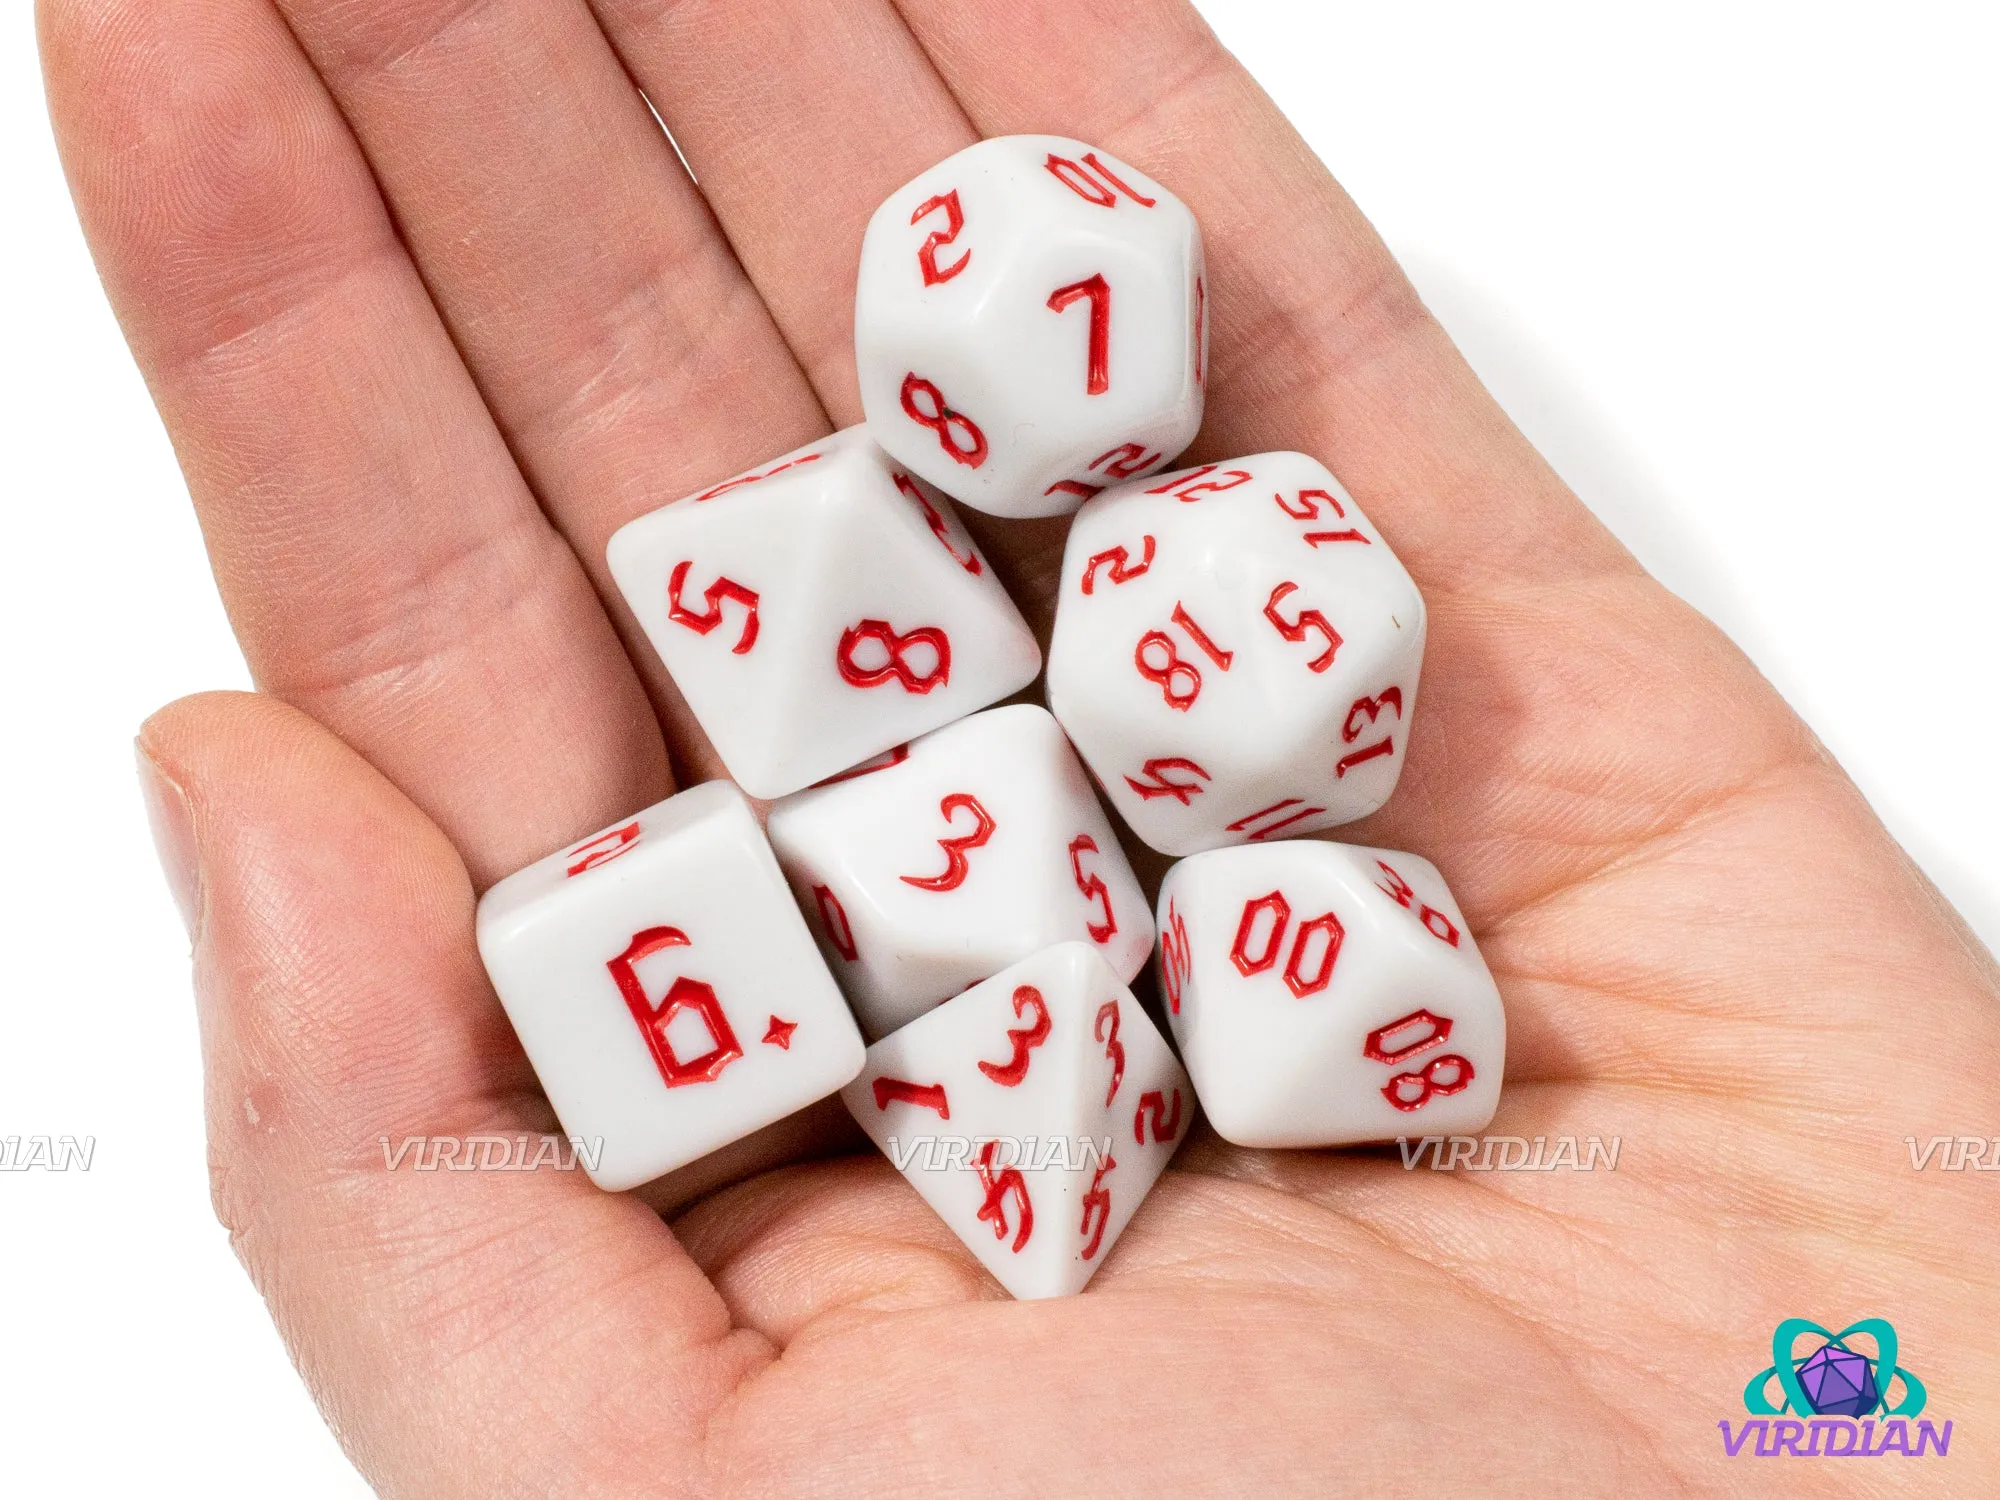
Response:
[767, 706, 1154, 1040]
[475, 782, 865, 1191]
[1047, 452, 1425, 856]
[1156, 841, 1503, 1148]
[607, 427, 1041, 798]
[842, 943, 1193, 1300]
[856, 135, 1205, 519]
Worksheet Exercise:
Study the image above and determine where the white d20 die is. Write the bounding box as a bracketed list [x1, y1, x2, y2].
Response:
[1047, 452, 1426, 855]
[475, 781, 865, 1191]
[856, 135, 1205, 518]
[767, 705, 1154, 1040]
[1156, 841, 1504, 1148]
[842, 943, 1193, 1300]
[607, 426, 1041, 798]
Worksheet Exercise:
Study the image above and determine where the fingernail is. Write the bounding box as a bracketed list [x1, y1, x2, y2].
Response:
[136, 739, 202, 943]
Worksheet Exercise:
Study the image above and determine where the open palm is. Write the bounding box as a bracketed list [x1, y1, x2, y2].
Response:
[44, 0, 1998, 1493]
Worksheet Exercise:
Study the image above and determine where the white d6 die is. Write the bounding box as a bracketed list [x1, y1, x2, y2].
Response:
[1047, 452, 1426, 855]
[856, 135, 1205, 518]
[768, 705, 1153, 1040]
[607, 427, 1041, 798]
[1156, 841, 1503, 1148]
[475, 782, 865, 1191]
[842, 943, 1192, 1300]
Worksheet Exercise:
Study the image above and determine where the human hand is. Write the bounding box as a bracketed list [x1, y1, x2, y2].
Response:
[42, 0, 1999, 1492]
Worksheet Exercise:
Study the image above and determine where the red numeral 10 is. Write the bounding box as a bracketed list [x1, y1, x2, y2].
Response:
[1229, 891, 1345, 997]
[1135, 602, 1233, 710]
[1048, 273, 1111, 394]
[1044, 151, 1158, 208]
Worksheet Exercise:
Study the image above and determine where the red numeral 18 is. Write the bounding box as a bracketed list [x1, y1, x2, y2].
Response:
[1135, 602, 1233, 710]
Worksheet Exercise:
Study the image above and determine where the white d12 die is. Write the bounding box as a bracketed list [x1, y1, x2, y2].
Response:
[1047, 452, 1426, 856]
[856, 135, 1205, 519]
[842, 943, 1192, 1300]
[767, 705, 1154, 1040]
[475, 782, 865, 1191]
[1156, 841, 1503, 1148]
[607, 427, 1041, 798]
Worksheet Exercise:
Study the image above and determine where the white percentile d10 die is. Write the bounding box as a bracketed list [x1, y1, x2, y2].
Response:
[767, 705, 1154, 1040]
[842, 942, 1193, 1300]
[475, 781, 865, 1191]
[855, 135, 1205, 519]
[1155, 841, 1504, 1148]
[1046, 451, 1426, 855]
[606, 426, 1041, 798]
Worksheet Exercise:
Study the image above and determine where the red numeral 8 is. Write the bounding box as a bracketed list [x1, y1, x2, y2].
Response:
[1381, 1054, 1475, 1112]
[900, 374, 988, 468]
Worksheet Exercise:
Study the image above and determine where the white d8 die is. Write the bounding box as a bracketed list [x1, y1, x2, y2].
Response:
[475, 782, 865, 1191]
[1156, 842, 1504, 1148]
[856, 135, 1205, 519]
[767, 705, 1153, 1040]
[607, 427, 1041, 798]
[1047, 452, 1426, 855]
[842, 943, 1193, 1300]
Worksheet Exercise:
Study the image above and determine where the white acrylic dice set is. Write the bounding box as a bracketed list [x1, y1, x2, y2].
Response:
[1158, 842, 1504, 1148]
[856, 135, 1206, 518]
[1048, 451, 1426, 856]
[475, 782, 865, 1191]
[768, 705, 1153, 1040]
[843, 943, 1191, 1299]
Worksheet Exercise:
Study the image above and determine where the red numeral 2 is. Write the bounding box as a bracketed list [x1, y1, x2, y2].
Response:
[1229, 891, 1345, 996]
[1082, 535, 1156, 595]
[1135, 1088, 1184, 1145]
[1136, 602, 1233, 710]
[1048, 273, 1111, 395]
[605, 927, 742, 1089]
[912, 190, 969, 286]
[1044, 151, 1157, 208]
[1159, 900, 1193, 1014]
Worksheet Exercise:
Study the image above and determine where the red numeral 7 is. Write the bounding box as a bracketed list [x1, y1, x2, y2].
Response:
[1048, 274, 1112, 395]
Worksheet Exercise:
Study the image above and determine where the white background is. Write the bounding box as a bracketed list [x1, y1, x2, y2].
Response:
[3, 1, 1994, 1493]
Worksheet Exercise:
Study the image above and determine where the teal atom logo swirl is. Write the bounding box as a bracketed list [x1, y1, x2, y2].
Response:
[1745, 1319, 1927, 1418]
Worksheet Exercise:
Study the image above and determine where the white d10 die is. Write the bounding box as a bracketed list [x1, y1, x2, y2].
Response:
[1156, 841, 1503, 1148]
[856, 135, 1205, 519]
[768, 705, 1154, 1040]
[607, 427, 1041, 798]
[475, 782, 865, 1191]
[1047, 452, 1426, 856]
[842, 942, 1192, 1300]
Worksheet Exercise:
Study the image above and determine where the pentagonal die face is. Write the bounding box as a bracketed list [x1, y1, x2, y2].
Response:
[607, 427, 1041, 797]
[767, 706, 1154, 1040]
[856, 135, 1205, 518]
[475, 783, 866, 1191]
[1156, 841, 1504, 1148]
[1047, 452, 1426, 856]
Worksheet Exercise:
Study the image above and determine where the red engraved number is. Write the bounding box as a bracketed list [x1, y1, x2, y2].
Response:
[976, 1141, 1033, 1252]
[1094, 1000, 1125, 1106]
[565, 821, 639, 877]
[1136, 603, 1233, 711]
[1159, 900, 1193, 1014]
[1230, 895, 1344, 996]
[1273, 486, 1371, 547]
[1227, 798, 1328, 842]
[837, 620, 951, 694]
[1283, 913, 1345, 997]
[1375, 860, 1462, 947]
[893, 473, 982, 575]
[667, 561, 760, 654]
[912, 189, 969, 286]
[1334, 739, 1397, 779]
[1135, 1088, 1184, 1146]
[692, 450, 823, 503]
[1045, 150, 1157, 208]
[977, 985, 1051, 1087]
[1364, 1008, 1454, 1066]
[1095, 443, 1161, 480]
[1382, 1054, 1475, 1112]
[1231, 892, 1291, 976]
[1263, 582, 1341, 671]
[1147, 464, 1254, 502]
[901, 793, 996, 892]
[1081, 535, 1156, 595]
[811, 884, 858, 962]
[900, 374, 988, 468]
[1069, 835, 1118, 944]
[1126, 757, 1211, 804]
[605, 928, 742, 1089]
[1337, 687, 1404, 778]
[1079, 1156, 1117, 1260]
[1048, 273, 1112, 395]
[872, 1077, 950, 1119]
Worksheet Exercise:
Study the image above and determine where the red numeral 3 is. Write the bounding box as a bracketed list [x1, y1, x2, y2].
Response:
[901, 793, 996, 892]
[1094, 1000, 1125, 1106]
[978, 984, 1051, 1087]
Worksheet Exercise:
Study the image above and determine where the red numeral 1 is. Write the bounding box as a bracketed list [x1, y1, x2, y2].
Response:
[912, 189, 969, 286]
[1069, 835, 1118, 943]
[1048, 273, 1112, 395]
[873, 1077, 951, 1118]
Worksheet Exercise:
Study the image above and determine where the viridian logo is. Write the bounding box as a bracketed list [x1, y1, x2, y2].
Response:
[1719, 1319, 1951, 1459]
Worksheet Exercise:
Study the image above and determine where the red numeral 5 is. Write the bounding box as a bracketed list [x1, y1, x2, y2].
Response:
[1263, 582, 1341, 671]
[667, 561, 760, 654]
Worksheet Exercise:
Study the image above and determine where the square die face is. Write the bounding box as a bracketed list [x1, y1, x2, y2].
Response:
[1157, 842, 1504, 1149]
[607, 428, 1040, 797]
[1048, 452, 1426, 855]
[841, 943, 1188, 1299]
[767, 706, 1154, 1039]
[476, 783, 864, 1190]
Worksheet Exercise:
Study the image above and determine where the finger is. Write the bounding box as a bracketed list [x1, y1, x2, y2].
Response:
[265, 0, 838, 768]
[140, 690, 766, 1495]
[42, 0, 667, 886]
